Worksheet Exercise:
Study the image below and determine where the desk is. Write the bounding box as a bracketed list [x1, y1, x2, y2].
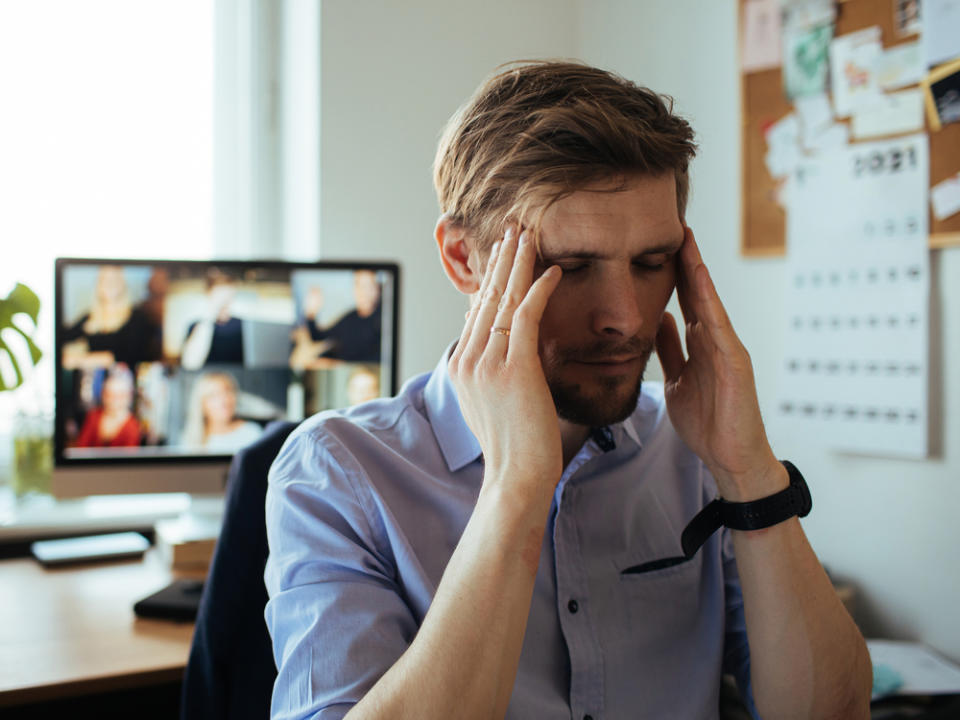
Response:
[0, 549, 198, 707]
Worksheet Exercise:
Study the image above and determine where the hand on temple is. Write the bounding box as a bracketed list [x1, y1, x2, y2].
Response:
[655, 227, 786, 501]
[447, 227, 563, 496]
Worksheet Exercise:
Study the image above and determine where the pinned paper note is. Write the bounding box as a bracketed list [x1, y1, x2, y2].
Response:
[782, 2, 834, 99]
[764, 113, 801, 177]
[830, 26, 883, 117]
[922, 0, 960, 68]
[931, 173, 960, 220]
[795, 93, 833, 143]
[852, 88, 925, 139]
[741, 0, 782, 73]
[806, 123, 849, 152]
[877, 41, 924, 90]
[893, 0, 922, 37]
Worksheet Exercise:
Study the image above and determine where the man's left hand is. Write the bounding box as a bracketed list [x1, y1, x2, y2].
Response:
[655, 227, 786, 501]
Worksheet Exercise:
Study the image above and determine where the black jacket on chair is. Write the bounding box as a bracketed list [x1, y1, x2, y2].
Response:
[181, 420, 298, 720]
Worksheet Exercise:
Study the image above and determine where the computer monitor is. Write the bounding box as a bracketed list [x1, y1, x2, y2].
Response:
[52, 258, 399, 498]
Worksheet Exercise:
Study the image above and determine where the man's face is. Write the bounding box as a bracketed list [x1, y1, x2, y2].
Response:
[530, 173, 682, 427]
[353, 271, 381, 317]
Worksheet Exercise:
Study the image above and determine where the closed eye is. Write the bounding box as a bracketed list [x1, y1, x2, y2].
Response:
[634, 254, 672, 271]
[556, 262, 589, 274]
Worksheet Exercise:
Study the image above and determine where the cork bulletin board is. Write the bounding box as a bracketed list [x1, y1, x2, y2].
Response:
[739, 0, 960, 256]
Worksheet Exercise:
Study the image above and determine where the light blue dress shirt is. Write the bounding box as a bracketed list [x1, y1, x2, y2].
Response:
[265, 351, 757, 719]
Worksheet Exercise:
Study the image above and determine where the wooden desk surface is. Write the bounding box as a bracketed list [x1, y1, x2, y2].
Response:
[0, 549, 200, 707]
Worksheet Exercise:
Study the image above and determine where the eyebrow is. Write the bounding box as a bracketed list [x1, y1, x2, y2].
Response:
[540, 237, 684, 263]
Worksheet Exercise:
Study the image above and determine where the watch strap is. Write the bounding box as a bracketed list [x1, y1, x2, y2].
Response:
[680, 460, 811, 558]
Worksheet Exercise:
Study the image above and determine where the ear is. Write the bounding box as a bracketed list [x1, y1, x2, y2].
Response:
[435, 214, 482, 295]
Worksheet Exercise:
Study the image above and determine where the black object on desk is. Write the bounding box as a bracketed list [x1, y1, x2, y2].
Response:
[134, 578, 205, 621]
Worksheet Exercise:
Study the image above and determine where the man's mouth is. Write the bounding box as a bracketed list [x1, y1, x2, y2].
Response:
[572, 356, 643, 373]
[577, 356, 639, 365]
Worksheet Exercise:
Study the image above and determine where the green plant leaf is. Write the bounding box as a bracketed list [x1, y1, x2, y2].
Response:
[6, 283, 41, 324]
[7, 324, 43, 364]
[0, 336, 24, 392]
[0, 282, 42, 392]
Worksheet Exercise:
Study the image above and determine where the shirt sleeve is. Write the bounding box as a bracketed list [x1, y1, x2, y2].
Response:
[721, 527, 761, 719]
[264, 426, 419, 720]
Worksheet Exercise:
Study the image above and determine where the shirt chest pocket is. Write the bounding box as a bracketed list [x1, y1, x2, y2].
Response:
[611, 549, 708, 647]
[601, 549, 726, 718]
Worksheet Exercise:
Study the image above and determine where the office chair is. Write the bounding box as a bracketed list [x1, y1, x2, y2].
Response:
[181, 420, 298, 720]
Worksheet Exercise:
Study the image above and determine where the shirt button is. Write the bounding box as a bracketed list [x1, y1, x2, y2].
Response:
[567, 599, 579, 614]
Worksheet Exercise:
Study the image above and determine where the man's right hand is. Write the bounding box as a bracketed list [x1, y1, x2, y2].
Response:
[447, 227, 563, 494]
[346, 228, 564, 720]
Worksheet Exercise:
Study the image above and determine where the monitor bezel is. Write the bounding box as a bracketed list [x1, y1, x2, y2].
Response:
[53, 256, 401, 476]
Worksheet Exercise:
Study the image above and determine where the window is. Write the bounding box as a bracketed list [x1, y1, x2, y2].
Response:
[0, 1, 214, 422]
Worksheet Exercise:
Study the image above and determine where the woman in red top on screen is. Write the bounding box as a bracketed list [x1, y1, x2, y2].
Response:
[74, 365, 143, 448]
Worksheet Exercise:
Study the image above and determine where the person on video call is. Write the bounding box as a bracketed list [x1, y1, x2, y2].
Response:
[182, 371, 262, 453]
[346, 365, 381, 406]
[181, 269, 245, 370]
[265, 62, 872, 719]
[62, 266, 161, 369]
[74, 364, 142, 448]
[291, 270, 383, 366]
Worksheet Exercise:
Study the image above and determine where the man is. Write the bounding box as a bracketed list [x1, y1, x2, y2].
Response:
[265, 61, 872, 719]
[297, 270, 383, 364]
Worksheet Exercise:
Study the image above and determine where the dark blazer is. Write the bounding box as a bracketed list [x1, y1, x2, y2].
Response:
[181, 420, 298, 720]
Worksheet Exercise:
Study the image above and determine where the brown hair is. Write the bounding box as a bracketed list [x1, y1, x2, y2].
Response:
[433, 60, 697, 253]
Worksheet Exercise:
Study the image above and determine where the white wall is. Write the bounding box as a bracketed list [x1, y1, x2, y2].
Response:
[319, 0, 578, 380]
[577, 0, 960, 661]
[317, 0, 960, 661]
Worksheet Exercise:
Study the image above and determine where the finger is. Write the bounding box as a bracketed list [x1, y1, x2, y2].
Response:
[675, 226, 699, 327]
[655, 311, 685, 384]
[452, 238, 500, 362]
[694, 263, 740, 355]
[507, 265, 562, 364]
[681, 227, 737, 349]
[464, 229, 518, 358]
[491, 230, 537, 333]
[679, 228, 737, 352]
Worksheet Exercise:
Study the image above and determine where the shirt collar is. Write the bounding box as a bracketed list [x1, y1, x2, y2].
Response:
[620, 413, 644, 447]
[422, 344, 652, 472]
[423, 344, 483, 472]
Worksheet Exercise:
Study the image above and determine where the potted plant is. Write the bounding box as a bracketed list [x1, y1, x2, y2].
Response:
[0, 282, 43, 391]
[1, 282, 47, 496]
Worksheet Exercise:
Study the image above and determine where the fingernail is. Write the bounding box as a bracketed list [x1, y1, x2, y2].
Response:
[504, 227, 516, 241]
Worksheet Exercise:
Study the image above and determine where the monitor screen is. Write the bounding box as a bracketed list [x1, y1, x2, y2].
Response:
[52, 258, 399, 496]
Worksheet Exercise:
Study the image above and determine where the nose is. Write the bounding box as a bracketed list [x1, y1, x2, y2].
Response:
[588, 268, 644, 338]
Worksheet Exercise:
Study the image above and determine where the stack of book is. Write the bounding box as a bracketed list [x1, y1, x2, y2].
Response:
[154, 514, 221, 571]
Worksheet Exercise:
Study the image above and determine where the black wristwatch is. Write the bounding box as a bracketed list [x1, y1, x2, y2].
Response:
[680, 461, 812, 558]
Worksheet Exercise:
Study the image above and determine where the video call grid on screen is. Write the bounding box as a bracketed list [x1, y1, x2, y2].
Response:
[54, 258, 399, 465]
